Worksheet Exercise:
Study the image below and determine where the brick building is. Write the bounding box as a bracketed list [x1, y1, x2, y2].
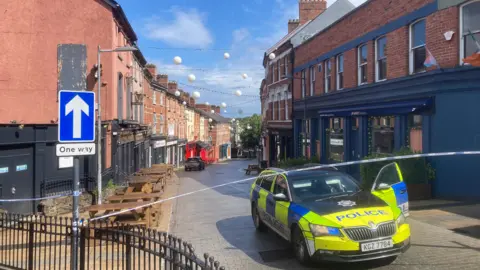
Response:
[292, 0, 480, 199]
[195, 104, 231, 162]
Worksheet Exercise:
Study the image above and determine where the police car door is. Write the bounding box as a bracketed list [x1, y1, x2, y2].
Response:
[371, 162, 409, 217]
[272, 174, 291, 240]
[258, 173, 275, 225]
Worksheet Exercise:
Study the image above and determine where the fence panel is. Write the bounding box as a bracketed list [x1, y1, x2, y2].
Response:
[0, 213, 225, 270]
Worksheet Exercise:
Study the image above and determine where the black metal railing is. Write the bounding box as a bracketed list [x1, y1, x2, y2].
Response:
[0, 213, 225, 270]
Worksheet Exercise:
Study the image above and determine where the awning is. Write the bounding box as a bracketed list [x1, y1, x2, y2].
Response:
[317, 98, 433, 117]
[196, 141, 212, 149]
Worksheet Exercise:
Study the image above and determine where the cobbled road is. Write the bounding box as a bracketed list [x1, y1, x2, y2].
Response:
[170, 160, 480, 270]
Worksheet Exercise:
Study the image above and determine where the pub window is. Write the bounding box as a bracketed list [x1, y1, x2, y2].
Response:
[325, 59, 331, 93]
[301, 69, 306, 98]
[309, 66, 315, 96]
[327, 118, 344, 163]
[336, 54, 344, 90]
[408, 114, 423, 152]
[460, 1, 480, 63]
[370, 116, 395, 154]
[376, 36, 387, 81]
[358, 44, 368, 85]
[409, 19, 426, 74]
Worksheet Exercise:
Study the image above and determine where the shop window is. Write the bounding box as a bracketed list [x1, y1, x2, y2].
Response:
[327, 118, 344, 163]
[370, 116, 395, 154]
[408, 115, 423, 152]
[409, 19, 426, 74]
[358, 44, 368, 85]
[460, 1, 480, 63]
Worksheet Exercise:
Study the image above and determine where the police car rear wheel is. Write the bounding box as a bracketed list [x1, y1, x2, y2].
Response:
[293, 227, 311, 265]
[252, 205, 267, 232]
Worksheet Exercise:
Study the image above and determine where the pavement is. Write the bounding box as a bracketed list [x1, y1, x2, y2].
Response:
[169, 160, 480, 269]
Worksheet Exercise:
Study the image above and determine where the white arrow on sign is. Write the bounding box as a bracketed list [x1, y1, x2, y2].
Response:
[65, 95, 89, 138]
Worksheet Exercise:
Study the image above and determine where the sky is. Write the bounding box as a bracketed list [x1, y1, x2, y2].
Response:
[117, 0, 367, 118]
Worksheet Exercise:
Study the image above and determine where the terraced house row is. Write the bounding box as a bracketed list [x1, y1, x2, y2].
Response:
[261, 0, 480, 199]
[0, 0, 231, 214]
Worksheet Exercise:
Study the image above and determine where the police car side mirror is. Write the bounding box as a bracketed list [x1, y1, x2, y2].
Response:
[376, 183, 390, 190]
[273, 193, 289, 202]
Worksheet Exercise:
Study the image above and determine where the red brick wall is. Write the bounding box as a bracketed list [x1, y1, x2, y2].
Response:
[387, 27, 409, 79]
[299, 0, 326, 25]
[426, 6, 459, 69]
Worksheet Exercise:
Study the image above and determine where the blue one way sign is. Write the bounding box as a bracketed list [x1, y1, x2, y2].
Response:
[58, 90, 95, 142]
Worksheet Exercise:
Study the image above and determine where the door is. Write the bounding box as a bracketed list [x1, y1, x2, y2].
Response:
[371, 162, 409, 216]
[272, 174, 291, 239]
[257, 173, 275, 225]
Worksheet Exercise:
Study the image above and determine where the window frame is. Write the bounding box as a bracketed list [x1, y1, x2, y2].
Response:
[284, 90, 289, 120]
[324, 59, 331, 93]
[271, 94, 275, 120]
[309, 66, 315, 96]
[284, 57, 289, 75]
[277, 92, 281, 120]
[459, 0, 480, 64]
[409, 18, 427, 74]
[375, 36, 387, 82]
[358, 43, 368, 85]
[301, 69, 306, 98]
[336, 54, 344, 90]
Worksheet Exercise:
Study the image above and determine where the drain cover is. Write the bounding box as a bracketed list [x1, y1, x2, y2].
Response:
[258, 249, 294, 262]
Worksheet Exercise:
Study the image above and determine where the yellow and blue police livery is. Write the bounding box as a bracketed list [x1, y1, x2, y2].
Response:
[250, 162, 410, 264]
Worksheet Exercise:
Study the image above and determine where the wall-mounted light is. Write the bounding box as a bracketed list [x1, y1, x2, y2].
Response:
[444, 31, 455, 41]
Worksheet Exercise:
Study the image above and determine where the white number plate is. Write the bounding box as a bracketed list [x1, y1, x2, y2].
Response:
[361, 239, 393, 252]
[399, 202, 410, 217]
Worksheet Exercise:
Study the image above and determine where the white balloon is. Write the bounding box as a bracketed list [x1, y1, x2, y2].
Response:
[187, 74, 196, 82]
[210, 109, 215, 114]
[268, 53, 275, 60]
[235, 90, 242, 96]
[208, 118, 213, 123]
[242, 73, 248, 79]
[205, 102, 210, 105]
[221, 102, 227, 108]
[192, 91, 200, 99]
[173, 56, 182, 65]
[175, 90, 181, 97]
[224, 52, 230, 59]
[224, 110, 227, 113]
[182, 101, 187, 105]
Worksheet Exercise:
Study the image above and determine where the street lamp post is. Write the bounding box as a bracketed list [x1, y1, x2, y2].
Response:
[96, 45, 138, 205]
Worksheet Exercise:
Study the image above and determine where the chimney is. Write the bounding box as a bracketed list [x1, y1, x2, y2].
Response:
[156, 74, 168, 87]
[288, 19, 299, 33]
[299, 0, 327, 25]
[167, 81, 177, 94]
[145, 63, 157, 77]
[214, 105, 220, 114]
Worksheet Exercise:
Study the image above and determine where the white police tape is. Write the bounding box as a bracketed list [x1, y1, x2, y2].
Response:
[89, 150, 480, 221]
[0, 192, 75, 202]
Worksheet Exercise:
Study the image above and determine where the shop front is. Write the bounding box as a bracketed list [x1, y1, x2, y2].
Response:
[151, 136, 167, 164]
[166, 138, 178, 167]
[177, 139, 187, 167]
[267, 129, 293, 167]
[293, 68, 480, 198]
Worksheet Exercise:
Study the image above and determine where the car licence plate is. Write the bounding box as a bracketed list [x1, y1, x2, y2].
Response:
[361, 239, 393, 252]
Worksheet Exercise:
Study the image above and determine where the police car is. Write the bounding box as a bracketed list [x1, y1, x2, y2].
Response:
[249, 162, 410, 264]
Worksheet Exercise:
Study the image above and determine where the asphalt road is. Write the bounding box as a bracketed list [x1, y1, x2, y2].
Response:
[169, 160, 480, 270]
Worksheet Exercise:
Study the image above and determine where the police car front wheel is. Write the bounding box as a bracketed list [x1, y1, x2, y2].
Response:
[292, 227, 311, 265]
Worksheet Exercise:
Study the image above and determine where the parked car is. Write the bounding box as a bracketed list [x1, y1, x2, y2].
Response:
[185, 157, 205, 171]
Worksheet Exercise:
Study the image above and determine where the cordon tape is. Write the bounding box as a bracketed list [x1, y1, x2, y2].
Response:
[0, 192, 74, 202]
[89, 150, 480, 221]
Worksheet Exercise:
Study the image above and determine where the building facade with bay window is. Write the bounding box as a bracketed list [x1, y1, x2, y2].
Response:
[292, 0, 480, 199]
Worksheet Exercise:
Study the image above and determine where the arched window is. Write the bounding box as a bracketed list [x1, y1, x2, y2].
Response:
[460, 0, 480, 63]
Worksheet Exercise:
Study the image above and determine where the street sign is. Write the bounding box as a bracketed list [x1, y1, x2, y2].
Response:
[56, 143, 96, 156]
[58, 90, 95, 142]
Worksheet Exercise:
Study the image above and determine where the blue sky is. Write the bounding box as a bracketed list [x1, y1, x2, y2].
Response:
[117, 0, 366, 118]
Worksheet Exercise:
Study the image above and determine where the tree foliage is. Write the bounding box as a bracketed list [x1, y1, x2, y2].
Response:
[238, 114, 261, 149]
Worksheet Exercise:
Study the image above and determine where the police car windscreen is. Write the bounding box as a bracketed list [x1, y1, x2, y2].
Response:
[289, 173, 360, 202]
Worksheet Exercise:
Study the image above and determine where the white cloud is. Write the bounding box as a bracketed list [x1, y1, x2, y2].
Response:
[145, 8, 213, 48]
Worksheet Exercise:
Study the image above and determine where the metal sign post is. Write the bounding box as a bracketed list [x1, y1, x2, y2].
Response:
[57, 90, 96, 270]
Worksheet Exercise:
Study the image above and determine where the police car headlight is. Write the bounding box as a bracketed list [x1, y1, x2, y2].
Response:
[396, 213, 406, 227]
[309, 224, 341, 237]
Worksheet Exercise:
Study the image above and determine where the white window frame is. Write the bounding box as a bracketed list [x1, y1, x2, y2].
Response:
[153, 91, 156, 104]
[409, 18, 427, 74]
[375, 36, 387, 82]
[277, 93, 281, 120]
[309, 66, 315, 96]
[284, 90, 289, 120]
[336, 54, 344, 90]
[301, 70, 306, 98]
[152, 113, 157, 134]
[271, 94, 275, 120]
[278, 60, 281, 80]
[460, 0, 480, 64]
[284, 57, 288, 75]
[358, 44, 368, 85]
[324, 59, 331, 93]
